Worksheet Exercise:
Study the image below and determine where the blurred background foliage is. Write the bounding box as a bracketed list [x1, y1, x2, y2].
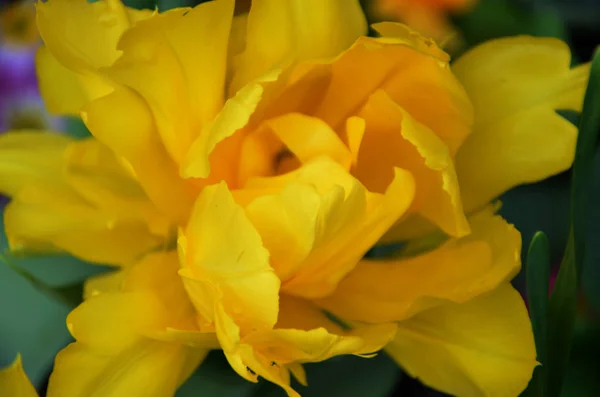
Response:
[0, 0, 599, 396]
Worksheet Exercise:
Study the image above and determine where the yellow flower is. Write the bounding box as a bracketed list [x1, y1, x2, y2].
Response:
[0, 0, 590, 396]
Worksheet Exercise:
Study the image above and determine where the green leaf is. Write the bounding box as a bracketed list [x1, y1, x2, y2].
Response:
[0, 254, 83, 309]
[560, 318, 600, 397]
[581, 152, 600, 314]
[523, 232, 551, 397]
[546, 48, 600, 397]
[571, 49, 600, 282]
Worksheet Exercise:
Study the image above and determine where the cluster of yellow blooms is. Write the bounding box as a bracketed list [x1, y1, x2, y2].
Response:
[0, 0, 590, 396]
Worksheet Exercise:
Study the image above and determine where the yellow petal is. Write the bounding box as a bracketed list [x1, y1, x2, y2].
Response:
[85, 251, 206, 334]
[386, 284, 537, 397]
[183, 60, 333, 181]
[81, 86, 197, 224]
[262, 113, 353, 169]
[47, 341, 207, 397]
[230, 0, 367, 94]
[243, 158, 415, 299]
[0, 133, 166, 266]
[371, 22, 450, 61]
[215, 296, 396, 396]
[227, 14, 248, 82]
[123, 251, 200, 332]
[180, 182, 280, 331]
[4, 199, 163, 266]
[181, 70, 279, 180]
[318, 208, 521, 323]
[0, 355, 38, 397]
[245, 324, 396, 364]
[67, 291, 167, 352]
[64, 139, 171, 236]
[254, 295, 397, 363]
[83, 269, 127, 299]
[49, 252, 208, 396]
[353, 90, 469, 237]
[453, 36, 589, 212]
[35, 46, 88, 116]
[313, 36, 473, 155]
[0, 131, 72, 197]
[70, 252, 200, 348]
[35, 0, 152, 114]
[37, 0, 133, 71]
[104, 1, 234, 163]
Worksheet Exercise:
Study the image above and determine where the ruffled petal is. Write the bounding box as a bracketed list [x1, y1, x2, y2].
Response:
[313, 36, 473, 156]
[243, 158, 415, 298]
[318, 208, 521, 323]
[180, 182, 280, 331]
[353, 90, 469, 238]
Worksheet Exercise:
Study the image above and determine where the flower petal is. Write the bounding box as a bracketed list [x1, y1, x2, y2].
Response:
[47, 251, 209, 396]
[181, 76, 274, 180]
[318, 208, 521, 323]
[5, 199, 162, 266]
[0, 133, 166, 265]
[386, 284, 537, 397]
[353, 90, 469, 238]
[371, 22, 450, 61]
[262, 113, 353, 169]
[243, 158, 415, 298]
[214, 296, 396, 396]
[257, 295, 398, 363]
[0, 131, 71, 197]
[37, 0, 134, 71]
[47, 341, 206, 397]
[103, 0, 234, 163]
[81, 87, 197, 224]
[35, 46, 88, 116]
[0, 355, 38, 397]
[35, 0, 153, 114]
[64, 139, 170, 236]
[230, 0, 367, 93]
[83, 269, 127, 300]
[453, 36, 589, 212]
[313, 36, 473, 155]
[180, 182, 280, 331]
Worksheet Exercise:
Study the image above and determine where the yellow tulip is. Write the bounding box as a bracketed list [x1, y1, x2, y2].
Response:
[0, 0, 590, 395]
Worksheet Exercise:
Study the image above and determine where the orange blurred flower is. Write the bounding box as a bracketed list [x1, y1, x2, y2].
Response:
[373, 0, 475, 44]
